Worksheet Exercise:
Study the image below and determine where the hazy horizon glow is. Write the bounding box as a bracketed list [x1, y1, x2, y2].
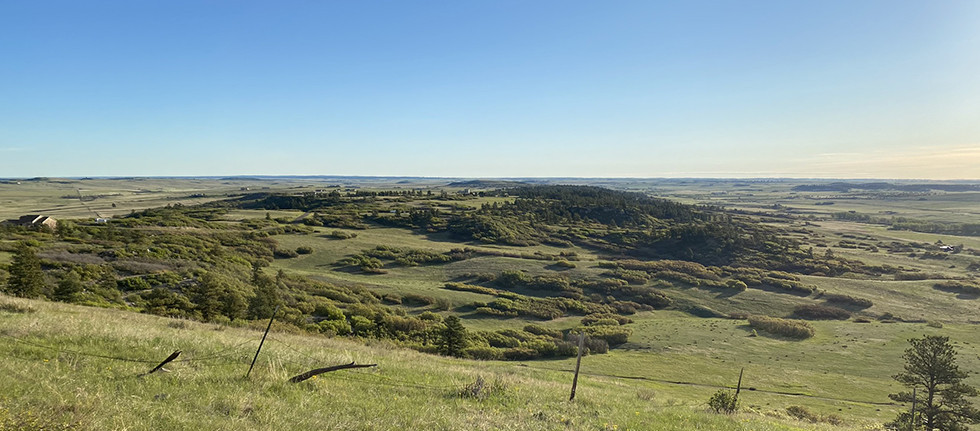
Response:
[2, 1, 979, 179]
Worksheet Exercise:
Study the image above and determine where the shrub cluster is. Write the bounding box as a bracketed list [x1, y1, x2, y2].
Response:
[361, 245, 463, 266]
[328, 230, 357, 239]
[473, 296, 611, 320]
[933, 281, 980, 295]
[579, 324, 632, 345]
[581, 313, 632, 326]
[708, 390, 738, 414]
[821, 293, 873, 308]
[747, 315, 815, 339]
[785, 406, 844, 425]
[443, 282, 499, 296]
[465, 327, 582, 360]
[792, 304, 851, 320]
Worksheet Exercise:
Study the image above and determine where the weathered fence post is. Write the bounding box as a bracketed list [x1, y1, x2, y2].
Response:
[735, 368, 743, 398]
[139, 350, 181, 377]
[246, 304, 280, 379]
[288, 362, 378, 383]
[569, 332, 585, 401]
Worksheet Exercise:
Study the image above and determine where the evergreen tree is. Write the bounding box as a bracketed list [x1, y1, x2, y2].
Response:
[54, 269, 84, 302]
[92, 266, 123, 304]
[438, 315, 467, 357]
[6, 243, 46, 298]
[187, 272, 224, 321]
[248, 272, 282, 320]
[889, 335, 980, 431]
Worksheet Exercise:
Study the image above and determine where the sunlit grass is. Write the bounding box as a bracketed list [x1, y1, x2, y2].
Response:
[0, 296, 845, 430]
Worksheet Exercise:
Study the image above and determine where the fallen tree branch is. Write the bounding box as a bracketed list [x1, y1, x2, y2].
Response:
[289, 361, 377, 383]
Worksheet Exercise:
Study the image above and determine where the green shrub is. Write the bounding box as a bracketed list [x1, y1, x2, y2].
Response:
[474, 307, 518, 317]
[707, 390, 738, 414]
[603, 269, 650, 284]
[762, 277, 814, 295]
[725, 279, 748, 291]
[463, 346, 503, 360]
[523, 324, 562, 339]
[581, 313, 632, 326]
[933, 280, 980, 295]
[117, 277, 150, 291]
[748, 315, 814, 339]
[793, 304, 851, 320]
[822, 293, 873, 308]
[273, 248, 299, 258]
[502, 347, 539, 360]
[418, 311, 442, 322]
[785, 405, 819, 422]
[295, 246, 314, 255]
[328, 230, 357, 239]
[443, 282, 498, 295]
[401, 293, 435, 306]
[581, 325, 632, 345]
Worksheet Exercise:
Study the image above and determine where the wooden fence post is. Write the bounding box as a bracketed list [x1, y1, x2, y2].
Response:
[139, 350, 181, 377]
[569, 332, 585, 401]
[288, 362, 378, 383]
[735, 368, 743, 398]
[246, 304, 280, 379]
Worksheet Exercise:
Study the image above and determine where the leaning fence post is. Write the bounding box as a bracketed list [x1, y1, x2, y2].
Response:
[569, 332, 585, 401]
[139, 350, 181, 377]
[246, 304, 280, 379]
[288, 362, 378, 383]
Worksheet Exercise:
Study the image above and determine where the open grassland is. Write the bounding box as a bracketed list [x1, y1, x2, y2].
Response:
[0, 295, 844, 431]
[4, 177, 980, 429]
[527, 311, 980, 425]
[0, 177, 465, 222]
[258, 225, 980, 426]
[0, 178, 262, 221]
[266, 222, 978, 324]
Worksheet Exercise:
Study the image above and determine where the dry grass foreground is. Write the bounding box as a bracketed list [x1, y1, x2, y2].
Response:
[0, 295, 849, 431]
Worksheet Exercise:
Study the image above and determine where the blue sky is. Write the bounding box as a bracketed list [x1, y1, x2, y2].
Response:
[2, 1, 978, 179]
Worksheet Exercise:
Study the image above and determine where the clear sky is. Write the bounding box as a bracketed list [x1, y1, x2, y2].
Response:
[2, 1, 978, 179]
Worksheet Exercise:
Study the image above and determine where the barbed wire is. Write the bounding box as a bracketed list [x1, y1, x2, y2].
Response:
[4, 329, 887, 405]
[0, 332, 252, 365]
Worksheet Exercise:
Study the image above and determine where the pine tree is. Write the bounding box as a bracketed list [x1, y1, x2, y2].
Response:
[54, 270, 84, 302]
[248, 272, 282, 320]
[188, 272, 223, 321]
[889, 335, 980, 431]
[438, 315, 467, 357]
[6, 243, 46, 298]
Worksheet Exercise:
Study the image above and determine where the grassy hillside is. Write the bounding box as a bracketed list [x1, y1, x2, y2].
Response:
[4, 178, 980, 430]
[0, 295, 839, 431]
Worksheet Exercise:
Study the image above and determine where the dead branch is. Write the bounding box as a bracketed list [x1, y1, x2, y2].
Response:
[288, 361, 377, 383]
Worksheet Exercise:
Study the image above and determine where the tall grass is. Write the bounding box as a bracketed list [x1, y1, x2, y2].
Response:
[0, 295, 832, 430]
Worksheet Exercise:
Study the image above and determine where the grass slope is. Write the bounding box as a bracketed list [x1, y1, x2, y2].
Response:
[0, 295, 839, 431]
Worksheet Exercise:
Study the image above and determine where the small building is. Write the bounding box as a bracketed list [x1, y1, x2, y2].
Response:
[15, 215, 58, 230]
